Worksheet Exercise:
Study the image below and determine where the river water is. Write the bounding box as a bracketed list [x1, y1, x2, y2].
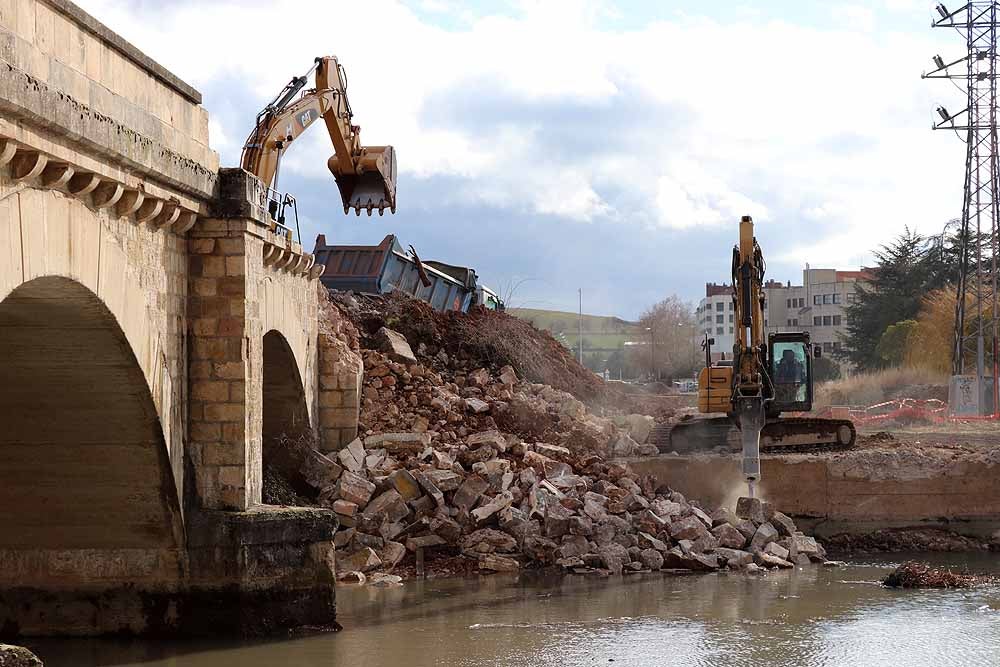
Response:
[26, 553, 1000, 667]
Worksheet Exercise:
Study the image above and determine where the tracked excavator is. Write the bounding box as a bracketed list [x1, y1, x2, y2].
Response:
[668, 216, 855, 497]
[241, 56, 397, 222]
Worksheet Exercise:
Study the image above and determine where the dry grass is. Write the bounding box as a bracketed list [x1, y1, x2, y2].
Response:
[815, 366, 948, 409]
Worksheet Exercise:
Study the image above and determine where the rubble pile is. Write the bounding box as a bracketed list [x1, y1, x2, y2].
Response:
[278, 294, 831, 581]
[882, 561, 990, 588]
[301, 416, 827, 579]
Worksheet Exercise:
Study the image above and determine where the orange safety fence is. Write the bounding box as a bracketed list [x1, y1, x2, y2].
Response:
[812, 398, 1000, 424]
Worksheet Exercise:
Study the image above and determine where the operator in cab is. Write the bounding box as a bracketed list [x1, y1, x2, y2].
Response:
[774, 347, 807, 402]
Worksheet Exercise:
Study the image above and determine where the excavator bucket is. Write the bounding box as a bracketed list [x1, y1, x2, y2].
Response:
[330, 145, 397, 216]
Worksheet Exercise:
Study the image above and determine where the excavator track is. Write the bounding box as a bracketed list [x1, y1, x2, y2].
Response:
[658, 416, 856, 456]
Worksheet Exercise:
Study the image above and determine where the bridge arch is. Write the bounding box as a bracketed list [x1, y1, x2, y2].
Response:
[262, 329, 312, 499]
[0, 276, 183, 556]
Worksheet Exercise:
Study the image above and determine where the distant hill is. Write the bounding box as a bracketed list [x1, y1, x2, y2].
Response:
[509, 308, 641, 352]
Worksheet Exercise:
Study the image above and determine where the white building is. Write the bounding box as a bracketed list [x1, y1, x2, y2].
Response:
[697, 267, 870, 365]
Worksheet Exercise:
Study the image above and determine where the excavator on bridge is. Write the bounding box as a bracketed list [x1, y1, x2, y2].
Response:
[668, 216, 856, 497]
[241, 55, 397, 227]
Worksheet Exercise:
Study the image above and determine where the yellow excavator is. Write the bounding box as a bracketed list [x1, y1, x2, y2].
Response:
[241, 56, 397, 220]
[669, 216, 855, 496]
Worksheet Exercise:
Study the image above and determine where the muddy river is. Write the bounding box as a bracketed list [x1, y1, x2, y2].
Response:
[26, 553, 1000, 667]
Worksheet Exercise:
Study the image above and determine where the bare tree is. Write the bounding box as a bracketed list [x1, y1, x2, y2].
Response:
[635, 295, 699, 380]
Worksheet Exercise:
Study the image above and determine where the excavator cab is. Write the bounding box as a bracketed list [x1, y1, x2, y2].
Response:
[767, 332, 814, 414]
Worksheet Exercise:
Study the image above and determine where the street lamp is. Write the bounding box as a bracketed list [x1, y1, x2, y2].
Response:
[645, 326, 654, 381]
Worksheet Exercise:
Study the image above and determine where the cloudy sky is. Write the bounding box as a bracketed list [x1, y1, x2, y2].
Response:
[79, 0, 965, 319]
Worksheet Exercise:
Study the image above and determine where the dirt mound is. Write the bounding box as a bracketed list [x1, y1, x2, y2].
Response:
[826, 528, 995, 554]
[338, 292, 607, 403]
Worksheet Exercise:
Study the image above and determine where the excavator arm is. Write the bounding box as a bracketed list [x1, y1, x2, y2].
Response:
[241, 56, 397, 216]
[731, 216, 767, 497]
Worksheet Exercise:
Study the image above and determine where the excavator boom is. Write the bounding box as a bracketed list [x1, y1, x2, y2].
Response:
[241, 56, 397, 217]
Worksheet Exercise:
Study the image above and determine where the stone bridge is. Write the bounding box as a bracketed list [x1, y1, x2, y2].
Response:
[0, 0, 362, 635]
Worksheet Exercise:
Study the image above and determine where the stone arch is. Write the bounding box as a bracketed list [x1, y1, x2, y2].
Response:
[262, 329, 313, 499]
[0, 186, 186, 509]
[0, 276, 183, 553]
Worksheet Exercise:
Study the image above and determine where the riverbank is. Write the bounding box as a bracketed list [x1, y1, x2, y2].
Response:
[22, 552, 1000, 667]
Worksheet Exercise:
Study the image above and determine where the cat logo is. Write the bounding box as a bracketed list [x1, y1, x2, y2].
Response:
[297, 108, 319, 131]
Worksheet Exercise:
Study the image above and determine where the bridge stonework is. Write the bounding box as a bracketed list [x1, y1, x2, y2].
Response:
[0, 0, 361, 635]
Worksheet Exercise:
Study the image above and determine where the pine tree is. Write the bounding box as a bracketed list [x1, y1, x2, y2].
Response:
[839, 227, 957, 370]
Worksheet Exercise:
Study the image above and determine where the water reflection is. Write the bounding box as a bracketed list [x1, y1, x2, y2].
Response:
[26, 553, 1000, 667]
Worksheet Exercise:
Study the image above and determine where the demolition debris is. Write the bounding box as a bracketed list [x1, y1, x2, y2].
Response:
[264, 293, 831, 582]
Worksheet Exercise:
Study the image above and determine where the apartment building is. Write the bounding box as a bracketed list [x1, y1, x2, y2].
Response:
[697, 267, 869, 364]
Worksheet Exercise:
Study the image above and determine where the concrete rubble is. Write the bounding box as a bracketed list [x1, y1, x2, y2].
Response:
[299, 320, 826, 581]
[0, 645, 43, 667]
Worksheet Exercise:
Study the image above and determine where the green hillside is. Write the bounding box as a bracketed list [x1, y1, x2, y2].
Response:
[509, 308, 640, 348]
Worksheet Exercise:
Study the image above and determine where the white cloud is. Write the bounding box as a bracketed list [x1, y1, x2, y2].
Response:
[74, 0, 964, 253]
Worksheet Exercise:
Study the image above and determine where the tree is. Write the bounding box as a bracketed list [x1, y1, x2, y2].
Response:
[876, 320, 919, 367]
[637, 295, 698, 380]
[839, 227, 958, 371]
[813, 355, 842, 382]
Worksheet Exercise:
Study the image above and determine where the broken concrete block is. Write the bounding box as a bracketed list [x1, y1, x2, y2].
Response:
[543, 502, 574, 538]
[332, 500, 358, 517]
[301, 450, 343, 490]
[465, 397, 490, 414]
[770, 511, 797, 538]
[337, 570, 366, 584]
[365, 432, 432, 454]
[390, 469, 422, 501]
[609, 434, 639, 458]
[471, 491, 513, 524]
[711, 507, 740, 528]
[597, 543, 629, 574]
[338, 547, 381, 573]
[764, 541, 790, 561]
[625, 414, 655, 444]
[790, 533, 821, 557]
[363, 489, 411, 524]
[423, 469, 463, 492]
[758, 552, 794, 569]
[715, 548, 753, 568]
[334, 528, 355, 549]
[467, 430, 508, 452]
[414, 471, 445, 506]
[499, 366, 518, 386]
[405, 534, 447, 552]
[639, 548, 664, 571]
[337, 470, 376, 507]
[535, 443, 571, 459]
[479, 554, 520, 572]
[638, 532, 670, 552]
[409, 494, 436, 514]
[690, 505, 714, 528]
[712, 523, 747, 549]
[669, 515, 709, 541]
[376, 327, 417, 363]
[735, 519, 757, 541]
[430, 515, 463, 542]
[338, 438, 366, 473]
[736, 497, 766, 525]
[461, 528, 518, 554]
[378, 541, 407, 568]
[453, 474, 490, 511]
[432, 449, 455, 470]
[750, 522, 779, 551]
